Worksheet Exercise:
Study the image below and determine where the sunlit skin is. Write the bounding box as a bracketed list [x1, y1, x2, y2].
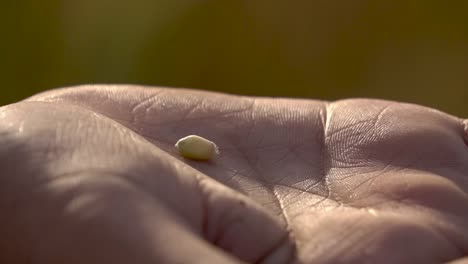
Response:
[0, 85, 467, 264]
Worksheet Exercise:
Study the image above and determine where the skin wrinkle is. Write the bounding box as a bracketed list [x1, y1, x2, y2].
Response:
[425, 219, 466, 260]
[162, 100, 204, 135]
[255, 232, 297, 264]
[425, 213, 467, 258]
[194, 174, 220, 242]
[330, 99, 468, 179]
[299, 210, 460, 264]
[354, 177, 468, 222]
[386, 201, 468, 260]
[298, 211, 364, 262]
[32, 174, 97, 262]
[321, 102, 337, 204]
[223, 176, 334, 218]
[34, 87, 255, 138]
[164, 97, 298, 261]
[342, 164, 398, 197]
[134, 98, 255, 161]
[130, 92, 164, 126]
[288, 144, 319, 170]
[196, 174, 293, 263]
[238, 99, 299, 259]
[320, 222, 373, 262]
[359, 104, 393, 164]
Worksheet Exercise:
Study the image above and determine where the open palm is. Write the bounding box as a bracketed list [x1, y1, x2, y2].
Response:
[1, 86, 467, 264]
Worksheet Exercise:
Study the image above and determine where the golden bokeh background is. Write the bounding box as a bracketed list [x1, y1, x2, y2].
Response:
[2, 1, 467, 116]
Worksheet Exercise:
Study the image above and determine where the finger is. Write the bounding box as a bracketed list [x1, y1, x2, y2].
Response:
[0, 171, 245, 264]
[195, 172, 296, 263]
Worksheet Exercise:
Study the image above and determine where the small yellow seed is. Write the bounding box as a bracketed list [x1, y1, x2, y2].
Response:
[175, 135, 219, 161]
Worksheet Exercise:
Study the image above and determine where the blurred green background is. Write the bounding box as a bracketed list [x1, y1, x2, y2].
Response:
[2, 1, 467, 116]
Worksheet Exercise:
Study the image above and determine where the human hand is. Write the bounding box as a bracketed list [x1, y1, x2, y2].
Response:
[1, 85, 467, 263]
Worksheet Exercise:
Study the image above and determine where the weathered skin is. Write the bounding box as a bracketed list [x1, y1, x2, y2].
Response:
[0, 85, 467, 264]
